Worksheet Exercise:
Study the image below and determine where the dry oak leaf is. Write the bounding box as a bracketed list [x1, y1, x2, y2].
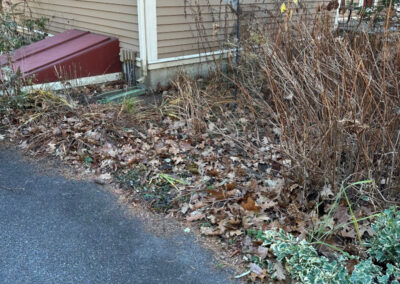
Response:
[181, 203, 190, 214]
[235, 167, 247, 177]
[249, 264, 268, 281]
[256, 246, 269, 259]
[287, 203, 305, 219]
[274, 261, 287, 280]
[208, 189, 228, 200]
[241, 197, 260, 212]
[242, 216, 252, 229]
[192, 201, 206, 210]
[340, 227, 357, 239]
[321, 184, 334, 200]
[95, 173, 113, 185]
[249, 263, 264, 275]
[346, 258, 359, 274]
[200, 227, 220, 236]
[359, 225, 376, 237]
[207, 169, 219, 177]
[180, 141, 193, 152]
[186, 212, 205, 222]
[228, 229, 243, 237]
[256, 195, 278, 210]
[334, 205, 351, 224]
[207, 215, 217, 224]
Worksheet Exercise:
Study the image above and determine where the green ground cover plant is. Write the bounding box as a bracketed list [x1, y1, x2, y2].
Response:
[250, 206, 400, 283]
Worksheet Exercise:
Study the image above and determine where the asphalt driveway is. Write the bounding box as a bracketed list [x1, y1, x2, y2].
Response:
[0, 146, 236, 284]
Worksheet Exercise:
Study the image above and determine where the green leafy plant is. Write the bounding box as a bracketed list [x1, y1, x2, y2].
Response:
[150, 173, 188, 191]
[264, 229, 350, 283]
[120, 97, 139, 114]
[0, 2, 48, 54]
[350, 259, 385, 284]
[253, 207, 400, 283]
[83, 155, 93, 168]
[366, 206, 400, 264]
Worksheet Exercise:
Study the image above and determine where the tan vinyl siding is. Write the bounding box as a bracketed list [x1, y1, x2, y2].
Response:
[156, 0, 331, 59]
[22, 0, 139, 54]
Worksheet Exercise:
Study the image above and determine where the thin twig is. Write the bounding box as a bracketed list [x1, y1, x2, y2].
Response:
[0, 185, 24, 191]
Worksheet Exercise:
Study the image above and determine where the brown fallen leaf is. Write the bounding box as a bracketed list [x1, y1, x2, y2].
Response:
[186, 213, 205, 222]
[94, 173, 113, 185]
[242, 216, 252, 229]
[359, 224, 376, 237]
[207, 214, 217, 224]
[207, 169, 219, 177]
[249, 263, 264, 275]
[226, 182, 236, 190]
[192, 201, 206, 210]
[187, 163, 199, 174]
[208, 189, 228, 200]
[114, 188, 124, 195]
[200, 227, 220, 236]
[256, 246, 269, 259]
[256, 195, 278, 211]
[229, 229, 243, 237]
[274, 261, 287, 280]
[346, 258, 359, 274]
[180, 141, 193, 151]
[241, 197, 260, 212]
[320, 184, 334, 200]
[334, 205, 351, 224]
[340, 227, 357, 239]
[235, 167, 247, 177]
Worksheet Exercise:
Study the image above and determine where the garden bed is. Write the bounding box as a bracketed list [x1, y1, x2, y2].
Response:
[1, 5, 399, 283]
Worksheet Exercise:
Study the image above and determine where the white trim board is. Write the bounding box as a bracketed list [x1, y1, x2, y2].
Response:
[145, 0, 158, 62]
[22, 73, 123, 92]
[137, 0, 148, 77]
[148, 49, 234, 70]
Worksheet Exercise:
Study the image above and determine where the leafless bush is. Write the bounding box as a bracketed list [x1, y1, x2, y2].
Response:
[236, 18, 400, 201]
[171, 2, 400, 203]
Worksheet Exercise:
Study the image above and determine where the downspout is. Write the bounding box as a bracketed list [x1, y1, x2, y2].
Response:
[137, 0, 148, 83]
